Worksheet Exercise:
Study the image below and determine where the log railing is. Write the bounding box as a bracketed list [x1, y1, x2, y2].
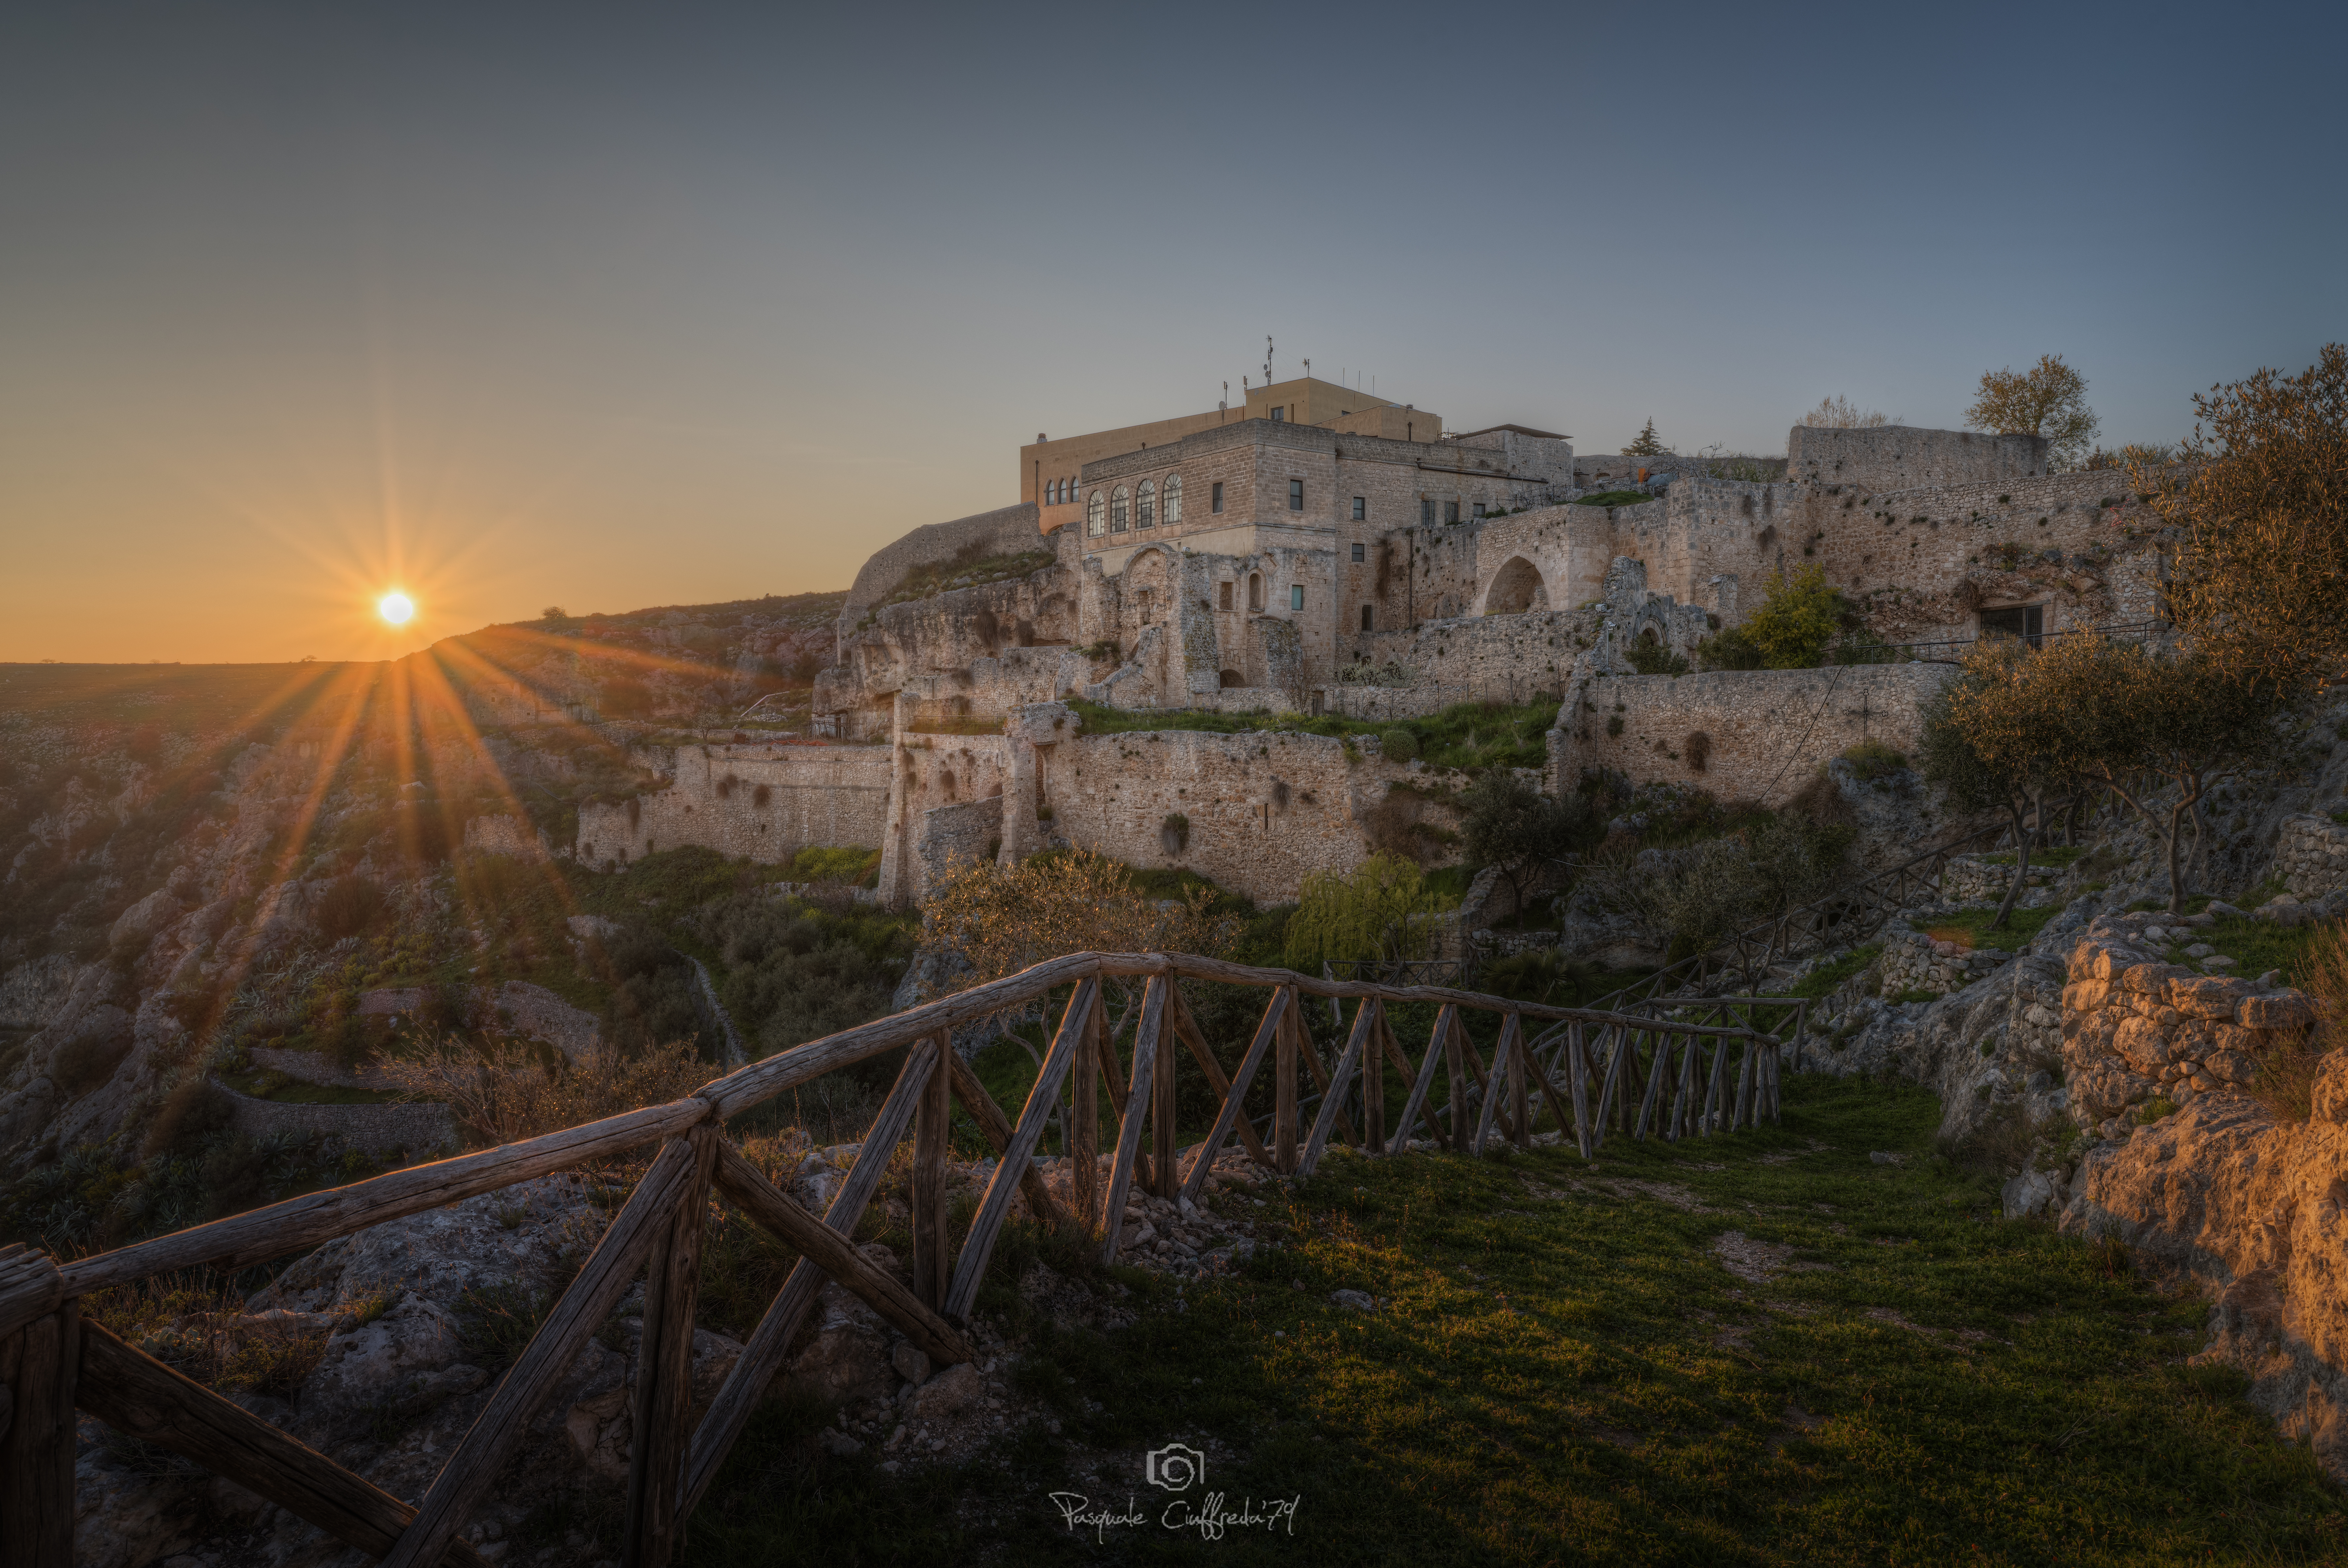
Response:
[0, 950, 1786, 1565]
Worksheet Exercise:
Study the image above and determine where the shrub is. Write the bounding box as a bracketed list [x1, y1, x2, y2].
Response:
[1284, 854, 1445, 969]
[1606, 715, 1625, 738]
[1378, 728, 1418, 763]
[53, 1028, 133, 1096]
[1459, 770, 1592, 917]
[1694, 626, 1765, 671]
[787, 844, 879, 883]
[377, 1035, 710, 1147]
[919, 848, 1238, 989]
[314, 876, 386, 941]
[1840, 739, 1908, 782]
[1626, 637, 1690, 676]
[1740, 565, 1849, 669]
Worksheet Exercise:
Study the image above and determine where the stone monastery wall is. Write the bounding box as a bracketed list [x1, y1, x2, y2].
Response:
[1036, 729, 1406, 906]
[836, 502, 1041, 635]
[1552, 663, 1955, 805]
[576, 743, 892, 869]
[1786, 424, 2049, 492]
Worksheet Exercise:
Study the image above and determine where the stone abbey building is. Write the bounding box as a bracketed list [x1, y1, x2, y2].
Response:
[577, 376, 2171, 907]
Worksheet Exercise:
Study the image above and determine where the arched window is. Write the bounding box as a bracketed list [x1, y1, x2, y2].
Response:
[1163, 473, 1182, 525]
[1087, 490, 1105, 536]
[1111, 486, 1130, 531]
[1136, 480, 1155, 528]
[1048, 479, 1059, 505]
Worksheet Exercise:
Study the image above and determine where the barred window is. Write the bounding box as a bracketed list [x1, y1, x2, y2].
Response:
[1444, 501, 1460, 524]
[1111, 486, 1130, 531]
[1136, 480, 1155, 528]
[1087, 490, 1105, 536]
[1288, 479, 1304, 512]
[1163, 473, 1182, 525]
[1351, 496, 1365, 520]
[1420, 499, 1435, 525]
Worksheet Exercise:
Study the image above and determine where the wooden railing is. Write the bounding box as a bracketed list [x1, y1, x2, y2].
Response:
[0, 950, 1785, 1566]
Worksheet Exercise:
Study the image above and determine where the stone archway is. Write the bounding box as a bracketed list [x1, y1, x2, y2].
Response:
[1482, 555, 1548, 616]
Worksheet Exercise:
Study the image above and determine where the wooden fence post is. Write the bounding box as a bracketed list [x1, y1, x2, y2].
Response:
[0, 1300, 78, 1568]
[1275, 994, 1299, 1173]
[1153, 980, 1180, 1200]
[1072, 998, 1099, 1231]
[1361, 1001, 1388, 1155]
[623, 1126, 719, 1568]
[912, 1034, 952, 1311]
[1176, 986, 1284, 1203]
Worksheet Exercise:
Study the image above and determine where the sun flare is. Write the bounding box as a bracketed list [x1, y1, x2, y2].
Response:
[378, 592, 415, 625]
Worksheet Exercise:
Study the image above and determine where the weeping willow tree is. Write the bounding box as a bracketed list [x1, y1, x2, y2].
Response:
[1283, 854, 1446, 971]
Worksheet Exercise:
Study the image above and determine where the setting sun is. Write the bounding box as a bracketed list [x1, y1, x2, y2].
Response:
[378, 592, 415, 625]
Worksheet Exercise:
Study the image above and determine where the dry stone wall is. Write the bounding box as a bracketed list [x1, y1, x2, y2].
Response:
[1035, 728, 1429, 906]
[1550, 663, 1954, 805]
[1786, 425, 2048, 492]
[2059, 915, 2314, 1137]
[2274, 815, 2348, 899]
[575, 742, 890, 868]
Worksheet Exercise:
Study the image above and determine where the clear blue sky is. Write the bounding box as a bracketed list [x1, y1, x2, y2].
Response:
[3, 1, 2341, 660]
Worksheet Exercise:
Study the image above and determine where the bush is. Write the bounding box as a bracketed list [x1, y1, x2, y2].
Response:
[314, 876, 387, 941]
[1284, 854, 1445, 968]
[920, 848, 1238, 989]
[787, 844, 879, 883]
[1576, 490, 1651, 507]
[52, 1027, 133, 1096]
[1378, 728, 1418, 763]
[1840, 739, 1908, 782]
[1741, 565, 1850, 669]
[1626, 637, 1690, 676]
[1694, 626, 1765, 671]
[378, 1035, 709, 1147]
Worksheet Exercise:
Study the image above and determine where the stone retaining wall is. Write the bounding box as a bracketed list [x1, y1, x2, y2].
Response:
[210, 1079, 454, 1155]
[1940, 853, 2058, 905]
[1875, 926, 2010, 998]
[2058, 915, 2316, 1139]
[2274, 814, 2348, 900]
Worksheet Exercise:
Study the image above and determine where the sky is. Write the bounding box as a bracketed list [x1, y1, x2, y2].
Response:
[2, 2, 2343, 664]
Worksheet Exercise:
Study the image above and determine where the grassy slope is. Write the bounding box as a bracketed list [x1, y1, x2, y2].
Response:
[688, 1074, 2344, 1565]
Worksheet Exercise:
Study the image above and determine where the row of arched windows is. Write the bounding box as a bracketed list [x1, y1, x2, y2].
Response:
[1086, 473, 1182, 538]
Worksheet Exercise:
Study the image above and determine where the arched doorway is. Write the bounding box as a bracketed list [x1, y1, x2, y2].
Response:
[1483, 556, 1548, 615]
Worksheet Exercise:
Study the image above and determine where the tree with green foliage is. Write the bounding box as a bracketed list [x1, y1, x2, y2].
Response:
[1284, 854, 1445, 971]
[1734, 564, 1849, 669]
[1947, 634, 2292, 914]
[2147, 343, 2348, 692]
[1966, 354, 2099, 469]
[1624, 418, 1667, 457]
[1922, 639, 2074, 929]
[1458, 770, 1591, 920]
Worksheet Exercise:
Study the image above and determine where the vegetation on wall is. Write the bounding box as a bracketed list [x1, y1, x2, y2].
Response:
[1966, 352, 2100, 470]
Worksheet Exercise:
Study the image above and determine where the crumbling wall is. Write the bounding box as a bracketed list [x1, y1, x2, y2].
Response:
[1551, 663, 1954, 804]
[1036, 729, 1418, 906]
[575, 743, 891, 868]
[1786, 425, 2048, 492]
[835, 501, 1041, 640]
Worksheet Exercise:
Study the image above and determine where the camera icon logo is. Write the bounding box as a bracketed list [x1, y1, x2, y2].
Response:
[1144, 1443, 1206, 1492]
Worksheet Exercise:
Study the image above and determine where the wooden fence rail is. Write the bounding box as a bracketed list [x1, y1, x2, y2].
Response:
[0, 950, 1789, 1566]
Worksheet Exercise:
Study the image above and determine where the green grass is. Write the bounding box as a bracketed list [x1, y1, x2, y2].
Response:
[1065, 697, 1560, 775]
[1921, 903, 2061, 953]
[684, 1075, 2345, 1564]
[1788, 943, 1881, 999]
[1576, 489, 1654, 507]
[2151, 912, 2328, 983]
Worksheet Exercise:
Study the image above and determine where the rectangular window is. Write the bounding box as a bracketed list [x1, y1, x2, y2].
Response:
[1351, 496, 1366, 520]
[1978, 605, 2044, 645]
[1211, 481, 1224, 513]
[1444, 501, 1460, 524]
[1473, 502, 1485, 518]
[1420, 499, 1434, 525]
[1290, 585, 1304, 611]
[1137, 588, 1155, 624]
[1289, 479, 1304, 512]
[1269, 407, 1284, 422]
[1350, 543, 1366, 563]
[1219, 581, 1233, 611]
[1360, 604, 1373, 631]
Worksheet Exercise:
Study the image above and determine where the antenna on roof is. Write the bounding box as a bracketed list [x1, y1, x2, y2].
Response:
[1304, 357, 1310, 380]
[1264, 335, 1273, 386]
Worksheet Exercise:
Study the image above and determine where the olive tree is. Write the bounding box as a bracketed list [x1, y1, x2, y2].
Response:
[2146, 343, 2348, 691]
[1924, 639, 2076, 929]
[1966, 354, 2099, 469]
